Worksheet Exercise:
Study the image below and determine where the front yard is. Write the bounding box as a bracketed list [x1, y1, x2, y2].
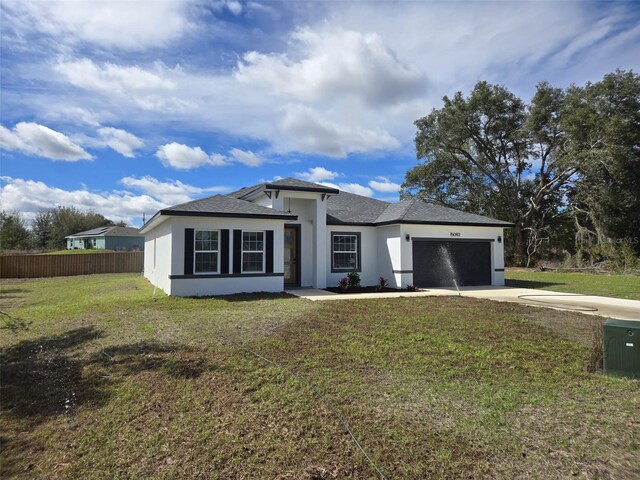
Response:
[505, 269, 640, 300]
[1, 274, 639, 479]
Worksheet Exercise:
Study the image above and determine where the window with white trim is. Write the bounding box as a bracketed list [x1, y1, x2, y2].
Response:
[242, 231, 264, 273]
[331, 233, 360, 271]
[194, 230, 219, 273]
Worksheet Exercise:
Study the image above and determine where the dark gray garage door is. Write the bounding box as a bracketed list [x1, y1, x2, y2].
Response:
[412, 240, 491, 288]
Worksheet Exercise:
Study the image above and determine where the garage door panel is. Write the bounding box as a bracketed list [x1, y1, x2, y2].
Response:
[412, 240, 491, 288]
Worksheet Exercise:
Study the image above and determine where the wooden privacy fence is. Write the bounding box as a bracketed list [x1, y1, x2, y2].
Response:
[0, 252, 144, 278]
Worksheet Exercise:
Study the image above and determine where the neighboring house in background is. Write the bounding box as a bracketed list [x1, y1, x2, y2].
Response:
[66, 226, 145, 251]
[140, 178, 512, 297]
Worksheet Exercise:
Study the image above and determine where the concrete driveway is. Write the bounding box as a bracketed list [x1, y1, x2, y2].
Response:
[289, 286, 640, 321]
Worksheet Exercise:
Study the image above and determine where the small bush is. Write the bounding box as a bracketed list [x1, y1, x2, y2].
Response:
[347, 271, 361, 288]
[587, 322, 604, 373]
[376, 276, 388, 292]
[338, 277, 348, 291]
[406, 284, 417, 292]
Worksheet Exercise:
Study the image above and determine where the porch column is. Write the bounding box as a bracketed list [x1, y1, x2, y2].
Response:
[312, 198, 327, 288]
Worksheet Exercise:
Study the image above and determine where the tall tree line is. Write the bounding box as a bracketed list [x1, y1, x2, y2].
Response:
[0, 207, 123, 251]
[403, 70, 639, 268]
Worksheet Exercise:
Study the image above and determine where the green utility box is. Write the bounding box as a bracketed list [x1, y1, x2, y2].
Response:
[603, 319, 640, 379]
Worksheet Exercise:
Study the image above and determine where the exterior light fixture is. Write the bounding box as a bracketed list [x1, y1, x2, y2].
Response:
[498, 235, 502, 243]
[405, 233, 411, 242]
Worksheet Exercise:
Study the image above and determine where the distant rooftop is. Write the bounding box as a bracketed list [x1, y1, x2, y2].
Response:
[66, 226, 143, 238]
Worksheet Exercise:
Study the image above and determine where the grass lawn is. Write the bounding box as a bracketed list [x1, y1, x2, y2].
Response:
[505, 269, 640, 300]
[1, 274, 638, 479]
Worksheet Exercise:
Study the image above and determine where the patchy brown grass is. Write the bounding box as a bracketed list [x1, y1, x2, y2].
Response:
[1, 274, 639, 479]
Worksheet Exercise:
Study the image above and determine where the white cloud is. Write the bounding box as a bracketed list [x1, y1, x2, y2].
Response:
[0, 122, 92, 161]
[279, 103, 399, 157]
[155, 143, 265, 170]
[52, 58, 197, 114]
[6, 2, 638, 162]
[0, 177, 164, 226]
[45, 107, 102, 127]
[326, 1, 640, 92]
[55, 58, 176, 94]
[226, 1, 243, 16]
[369, 177, 401, 193]
[229, 148, 263, 167]
[320, 182, 373, 197]
[97, 127, 144, 158]
[120, 176, 228, 205]
[2, 1, 197, 50]
[17, 36, 409, 158]
[156, 142, 228, 170]
[296, 166, 340, 182]
[236, 27, 425, 107]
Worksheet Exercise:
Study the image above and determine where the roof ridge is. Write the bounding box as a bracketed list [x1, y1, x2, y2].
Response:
[374, 197, 414, 223]
[399, 198, 420, 220]
[165, 193, 226, 210]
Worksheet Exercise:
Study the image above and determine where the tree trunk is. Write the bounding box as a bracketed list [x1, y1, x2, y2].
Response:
[513, 222, 528, 267]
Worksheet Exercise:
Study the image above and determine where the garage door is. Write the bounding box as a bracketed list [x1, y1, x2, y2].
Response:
[412, 240, 491, 288]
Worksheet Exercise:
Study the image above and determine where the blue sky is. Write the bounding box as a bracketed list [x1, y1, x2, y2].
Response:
[1, 0, 639, 226]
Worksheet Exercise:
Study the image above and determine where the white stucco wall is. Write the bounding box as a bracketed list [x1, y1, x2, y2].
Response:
[169, 276, 282, 297]
[252, 195, 272, 208]
[277, 191, 329, 288]
[286, 198, 314, 287]
[398, 224, 505, 287]
[143, 218, 172, 293]
[144, 216, 286, 296]
[376, 225, 402, 288]
[325, 225, 379, 288]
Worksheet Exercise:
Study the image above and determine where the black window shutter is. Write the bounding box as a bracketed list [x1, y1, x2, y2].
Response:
[233, 229, 242, 274]
[220, 229, 230, 274]
[266, 230, 274, 273]
[184, 228, 194, 275]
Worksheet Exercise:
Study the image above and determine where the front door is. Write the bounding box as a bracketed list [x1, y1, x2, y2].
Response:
[284, 226, 299, 286]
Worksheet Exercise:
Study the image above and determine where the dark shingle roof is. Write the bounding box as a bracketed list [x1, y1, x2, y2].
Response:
[67, 226, 143, 238]
[326, 191, 390, 224]
[147, 178, 511, 230]
[229, 177, 339, 199]
[327, 195, 512, 227]
[160, 194, 296, 220]
[376, 199, 513, 226]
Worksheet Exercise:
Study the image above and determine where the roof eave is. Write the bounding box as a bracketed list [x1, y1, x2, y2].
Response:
[264, 183, 340, 195]
[139, 212, 167, 234]
[326, 219, 377, 227]
[234, 186, 267, 201]
[140, 210, 298, 234]
[65, 233, 104, 238]
[162, 210, 297, 220]
[375, 220, 514, 227]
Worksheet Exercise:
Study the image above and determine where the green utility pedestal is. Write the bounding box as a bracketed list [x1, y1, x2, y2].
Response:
[603, 318, 640, 379]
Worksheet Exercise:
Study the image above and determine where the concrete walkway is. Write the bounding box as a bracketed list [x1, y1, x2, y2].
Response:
[287, 286, 640, 321]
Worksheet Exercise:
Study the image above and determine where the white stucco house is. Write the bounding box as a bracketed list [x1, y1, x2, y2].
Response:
[140, 178, 512, 297]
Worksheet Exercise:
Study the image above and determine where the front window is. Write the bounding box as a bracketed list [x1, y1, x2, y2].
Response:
[194, 230, 219, 273]
[242, 231, 264, 273]
[332, 233, 359, 271]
